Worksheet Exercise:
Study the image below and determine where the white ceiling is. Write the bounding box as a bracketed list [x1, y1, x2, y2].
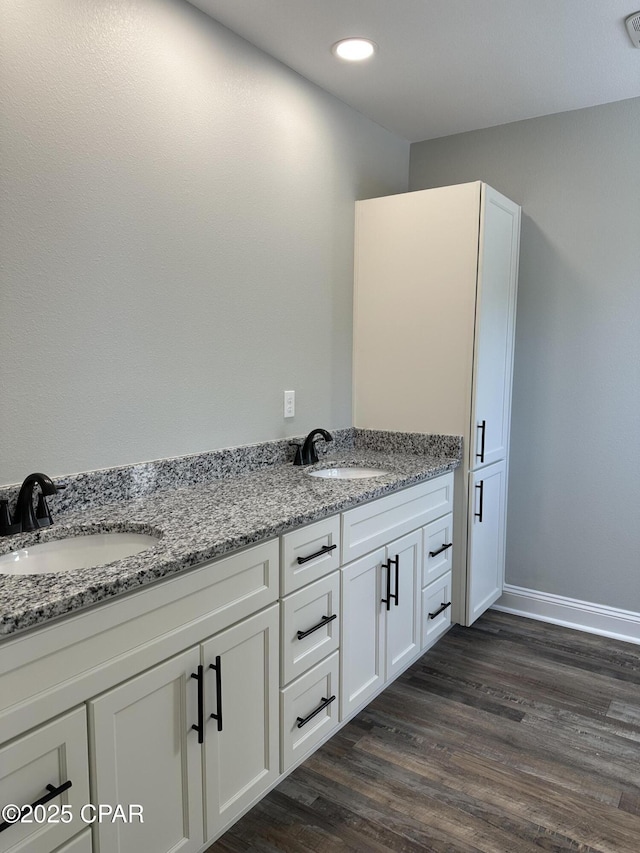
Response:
[187, 0, 640, 142]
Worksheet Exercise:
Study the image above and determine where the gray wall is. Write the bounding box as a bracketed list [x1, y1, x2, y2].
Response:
[410, 98, 640, 612]
[0, 0, 409, 485]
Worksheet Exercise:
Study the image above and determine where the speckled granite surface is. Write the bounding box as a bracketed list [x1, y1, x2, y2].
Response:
[0, 431, 461, 637]
[0, 429, 355, 515]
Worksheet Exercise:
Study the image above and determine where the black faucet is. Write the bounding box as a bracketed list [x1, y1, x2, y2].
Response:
[10, 472, 60, 534]
[290, 428, 333, 466]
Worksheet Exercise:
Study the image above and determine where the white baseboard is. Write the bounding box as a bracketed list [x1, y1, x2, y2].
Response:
[493, 584, 640, 646]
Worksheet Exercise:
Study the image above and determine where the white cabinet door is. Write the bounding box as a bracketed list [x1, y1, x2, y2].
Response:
[467, 460, 507, 624]
[202, 605, 279, 843]
[471, 186, 520, 470]
[341, 534, 421, 718]
[383, 530, 421, 682]
[89, 648, 204, 853]
[340, 549, 385, 720]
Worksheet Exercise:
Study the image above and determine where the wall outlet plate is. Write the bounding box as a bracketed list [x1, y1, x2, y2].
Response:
[284, 390, 295, 418]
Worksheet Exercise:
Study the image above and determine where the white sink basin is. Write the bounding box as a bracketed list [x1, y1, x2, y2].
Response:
[307, 467, 389, 480]
[0, 532, 160, 575]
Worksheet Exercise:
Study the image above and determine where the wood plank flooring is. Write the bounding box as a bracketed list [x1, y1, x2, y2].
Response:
[209, 611, 640, 852]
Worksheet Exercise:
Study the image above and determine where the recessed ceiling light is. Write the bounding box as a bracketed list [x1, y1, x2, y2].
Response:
[331, 38, 377, 62]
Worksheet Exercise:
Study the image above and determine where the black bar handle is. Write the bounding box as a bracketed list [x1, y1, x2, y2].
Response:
[296, 695, 336, 728]
[0, 780, 73, 833]
[209, 656, 223, 732]
[390, 556, 399, 607]
[429, 542, 453, 558]
[297, 544, 337, 565]
[297, 613, 337, 640]
[428, 601, 452, 620]
[191, 665, 204, 743]
[381, 559, 392, 611]
[476, 420, 486, 463]
[474, 481, 484, 523]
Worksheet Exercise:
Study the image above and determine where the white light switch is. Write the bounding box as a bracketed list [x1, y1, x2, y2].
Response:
[284, 390, 295, 418]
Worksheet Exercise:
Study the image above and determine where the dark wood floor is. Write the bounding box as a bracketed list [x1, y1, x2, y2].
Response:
[210, 611, 640, 852]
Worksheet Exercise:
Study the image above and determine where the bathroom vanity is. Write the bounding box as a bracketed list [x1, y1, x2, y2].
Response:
[0, 432, 460, 853]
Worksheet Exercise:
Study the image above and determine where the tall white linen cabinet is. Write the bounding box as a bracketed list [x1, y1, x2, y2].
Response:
[353, 181, 521, 626]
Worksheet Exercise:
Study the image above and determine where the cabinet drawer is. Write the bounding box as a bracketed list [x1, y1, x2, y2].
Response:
[281, 516, 341, 595]
[422, 513, 454, 586]
[0, 707, 90, 853]
[281, 572, 340, 686]
[280, 652, 339, 773]
[421, 571, 453, 651]
[342, 473, 453, 564]
[52, 830, 92, 853]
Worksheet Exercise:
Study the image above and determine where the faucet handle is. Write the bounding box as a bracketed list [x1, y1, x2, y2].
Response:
[0, 500, 21, 537]
[288, 442, 304, 466]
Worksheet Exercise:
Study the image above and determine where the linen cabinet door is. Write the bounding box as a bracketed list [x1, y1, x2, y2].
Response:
[467, 460, 507, 624]
[384, 529, 421, 682]
[202, 605, 279, 844]
[88, 647, 204, 853]
[470, 186, 520, 469]
[340, 549, 385, 720]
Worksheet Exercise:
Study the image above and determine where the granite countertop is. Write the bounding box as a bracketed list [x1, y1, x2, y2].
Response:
[0, 435, 461, 638]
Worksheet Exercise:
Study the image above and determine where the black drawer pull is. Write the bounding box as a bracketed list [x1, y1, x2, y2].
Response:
[429, 542, 453, 558]
[296, 695, 336, 728]
[428, 601, 451, 620]
[297, 613, 337, 640]
[209, 655, 223, 732]
[191, 665, 204, 743]
[0, 780, 73, 833]
[297, 544, 337, 565]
